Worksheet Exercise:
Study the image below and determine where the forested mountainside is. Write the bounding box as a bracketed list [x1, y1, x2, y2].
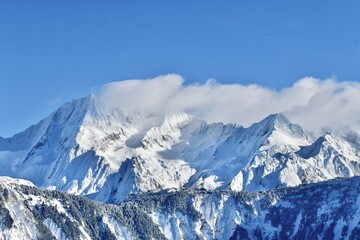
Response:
[0, 176, 359, 239]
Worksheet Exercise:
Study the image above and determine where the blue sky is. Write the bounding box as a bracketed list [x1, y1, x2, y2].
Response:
[0, 1, 360, 137]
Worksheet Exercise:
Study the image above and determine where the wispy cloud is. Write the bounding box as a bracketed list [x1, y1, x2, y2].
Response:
[46, 97, 63, 107]
[96, 74, 360, 134]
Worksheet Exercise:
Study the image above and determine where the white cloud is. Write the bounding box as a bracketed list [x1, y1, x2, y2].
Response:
[96, 74, 360, 134]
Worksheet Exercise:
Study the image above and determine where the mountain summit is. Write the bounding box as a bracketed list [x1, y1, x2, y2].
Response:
[0, 96, 359, 203]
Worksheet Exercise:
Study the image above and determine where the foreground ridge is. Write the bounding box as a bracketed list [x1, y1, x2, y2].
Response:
[0, 176, 358, 239]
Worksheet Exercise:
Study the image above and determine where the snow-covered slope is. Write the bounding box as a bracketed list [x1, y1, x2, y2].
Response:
[1, 96, 360, 203]
[0, 176, 359, 239]
[0, 176, 158, 240]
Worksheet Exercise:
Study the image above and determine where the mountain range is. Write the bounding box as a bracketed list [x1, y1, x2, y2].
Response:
[0, 95, 360, 239]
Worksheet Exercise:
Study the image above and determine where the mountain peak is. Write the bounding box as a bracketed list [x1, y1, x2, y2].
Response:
[248, 113, 295, 136]
[260, 113, 291, 128]
[245, 113, 315, 151]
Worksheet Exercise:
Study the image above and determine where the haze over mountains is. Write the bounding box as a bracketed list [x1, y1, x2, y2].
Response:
[95, 74, 360, 135]
[0, 77, 360, 239]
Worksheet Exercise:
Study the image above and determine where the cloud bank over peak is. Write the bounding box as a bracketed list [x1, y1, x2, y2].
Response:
[96, 74, 360, 134]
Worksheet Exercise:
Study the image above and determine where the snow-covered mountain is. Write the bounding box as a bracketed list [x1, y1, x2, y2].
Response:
[0, 175, 359, 239]
[1, 96, 360, 203]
